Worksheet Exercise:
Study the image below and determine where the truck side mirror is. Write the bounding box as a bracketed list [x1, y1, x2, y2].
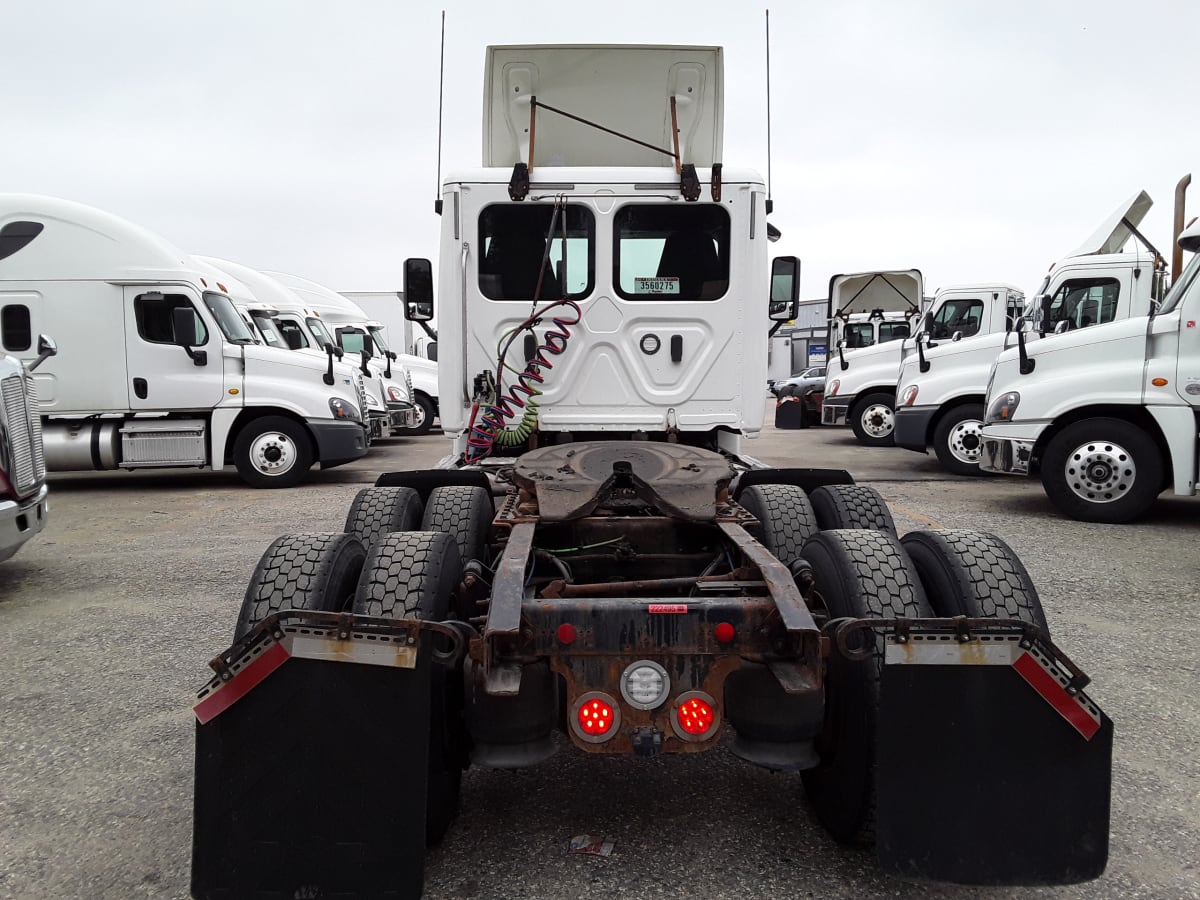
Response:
[403, 258, 435, 322]
[324, 341, 344, 360]
[28, 333, 58, 371]
[769, 256, 801, 321]
[1054, 320, 1071, 335]
[172, 307, 207, 366]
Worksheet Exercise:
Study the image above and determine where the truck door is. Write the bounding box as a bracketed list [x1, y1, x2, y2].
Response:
[1173, 258, 1200, 407]
[123, 288, 226, 410]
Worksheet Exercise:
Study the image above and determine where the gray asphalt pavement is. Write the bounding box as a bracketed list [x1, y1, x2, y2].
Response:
[1, 403, 1197, 899]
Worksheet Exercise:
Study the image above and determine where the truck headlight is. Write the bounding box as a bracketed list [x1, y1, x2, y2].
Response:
[985, 391, 1020, 424]
[899, 384, 919, 407]
[328, 397, 361, 422]
[387, 385, 406, 403]
[828, 379, 840, 397]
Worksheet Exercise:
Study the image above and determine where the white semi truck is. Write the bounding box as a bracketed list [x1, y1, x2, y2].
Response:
[0, 336, 55, 562]
[980, 199, 1197, 523]
[0, 195, 369, 488]
[195, 256, 391, 441]
[341, 290, 441, 433]
[822, 277, 1021, 446]
[265, 271, 420, 436]
[895, 190, 1165, 475]
[191, 44, 1113, 897]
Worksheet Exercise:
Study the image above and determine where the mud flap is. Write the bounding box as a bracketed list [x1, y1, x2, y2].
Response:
[875, 638, 1112, 885]
[191, 654, 431, 899]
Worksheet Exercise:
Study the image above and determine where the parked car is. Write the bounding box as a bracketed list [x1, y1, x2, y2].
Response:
[770, 365, 826, 397]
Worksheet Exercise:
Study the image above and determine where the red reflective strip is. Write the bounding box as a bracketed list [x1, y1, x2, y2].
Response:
[648, 604, 689, 614]
[193, 640, 290, 725]
[1012, 651, 1100, 740]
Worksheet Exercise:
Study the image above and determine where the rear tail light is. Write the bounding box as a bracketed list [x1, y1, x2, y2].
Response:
[570, 691, 621, 743]
[672, 690, 718, 741]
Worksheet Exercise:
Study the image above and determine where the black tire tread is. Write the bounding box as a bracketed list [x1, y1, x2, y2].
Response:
[353, 531, 458, 619]
[236, 532, 365, 640]
[809, 484, 897, 535]
[900, 529, 1048, 633]
[421, 485, 493, 568]
[738, 483, 818, 567]
[343, 486, 424, 553]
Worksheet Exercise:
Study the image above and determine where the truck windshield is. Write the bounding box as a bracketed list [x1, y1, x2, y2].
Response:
[203, 292, 255, 343]
[251, 314, 287, 348]
[339, 327, 370, 355]
[1157, 252, 1200, 315]
[614, 204, 730, 301]
[478, 203, 594, 301]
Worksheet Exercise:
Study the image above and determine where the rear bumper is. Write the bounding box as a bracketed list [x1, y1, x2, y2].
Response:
[0, 484, 49, 563]
[894, 406, 935, 453]
[822, 395, 851, 426]
[310, 420, 369, 469]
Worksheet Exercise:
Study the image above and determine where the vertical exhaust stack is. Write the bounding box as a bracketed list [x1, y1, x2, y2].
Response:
[1173, 173, 1192, 282]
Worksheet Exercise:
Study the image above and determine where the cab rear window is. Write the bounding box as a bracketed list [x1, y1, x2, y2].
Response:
[478, 204, 594, 301]
[614, 205, 730, 301]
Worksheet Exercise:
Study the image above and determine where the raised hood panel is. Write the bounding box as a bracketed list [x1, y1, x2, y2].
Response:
[483, 45, 723, 167]
[829, 270, 923, 317]
[1068, 190, 1152, 257]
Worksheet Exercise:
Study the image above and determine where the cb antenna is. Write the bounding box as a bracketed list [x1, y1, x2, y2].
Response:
[765, 8, 773, 214]
[434, 10, 446, 215]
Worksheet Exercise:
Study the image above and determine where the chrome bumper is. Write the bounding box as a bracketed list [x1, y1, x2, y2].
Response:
[0, 483, 49, 563]
[979, 435, 1034, 475]
[387, 403, 418, 430]
[822, 396, 851, 426]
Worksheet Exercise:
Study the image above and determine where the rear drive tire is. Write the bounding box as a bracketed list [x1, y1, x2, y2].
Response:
[849, 392, 895, 447]
[900, 529, 1049, 635]
[234, 532, 366, 641]
[737, 483, 818, 568]
[809, 484, 897, 536]
[232, 415, 315, 489]
[1040, 418, 1162, 523]
[343, 486, 424, 552]
[354, 531, 466, 846]
[932, 403, 988, 476]
[799, 529, 933, 845]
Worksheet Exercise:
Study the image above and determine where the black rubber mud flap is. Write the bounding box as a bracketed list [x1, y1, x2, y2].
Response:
[191, 656, 431, 899]
[875, 650, 1113, 885]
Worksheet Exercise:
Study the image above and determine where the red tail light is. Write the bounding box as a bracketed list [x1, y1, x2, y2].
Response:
[676, 697, 715, 735]
[570, 691, 621, 744]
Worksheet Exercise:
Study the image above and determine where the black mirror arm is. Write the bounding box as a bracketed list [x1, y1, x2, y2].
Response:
[839, 342, 848, 371]
[323, 343, 336, 386]
[918, 338, 930, 373]
[768, 320, 784, 338]
[360, 350, 371, 377]
[1018, 328, 1035, 375]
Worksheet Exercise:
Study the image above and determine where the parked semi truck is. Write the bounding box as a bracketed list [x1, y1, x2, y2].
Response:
[896, 190, 1165, 474]
[0, 195, 369, 488]
[0, 336, 55, 562]
[191, 45, 1112, 898]
[195, 256, 391, 442]
[341, 292, 441, 434]
[822, 279, 1021, 446]
[265, 271, 420, 436]
[980, 181, 1197, 522]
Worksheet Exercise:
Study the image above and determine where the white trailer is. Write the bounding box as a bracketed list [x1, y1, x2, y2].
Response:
[0, 195, 369, 488]
[895, 190, 1164, 474]
[980, 211, 1198, 522]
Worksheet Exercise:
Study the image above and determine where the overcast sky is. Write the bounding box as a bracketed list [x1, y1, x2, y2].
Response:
[5, 0, 1197, 299]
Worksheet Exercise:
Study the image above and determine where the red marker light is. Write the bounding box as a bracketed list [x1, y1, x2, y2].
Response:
[714, 622, 735, 644]
[557, 623, 577, 645]
[577, 698, 614, 735]
[676, 697, 715, 736]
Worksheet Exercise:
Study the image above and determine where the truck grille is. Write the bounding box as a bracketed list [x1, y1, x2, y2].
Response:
[1, 374, 45, 497]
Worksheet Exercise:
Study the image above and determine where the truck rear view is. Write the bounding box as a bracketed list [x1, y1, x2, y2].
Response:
[190, 44, 1113, 898]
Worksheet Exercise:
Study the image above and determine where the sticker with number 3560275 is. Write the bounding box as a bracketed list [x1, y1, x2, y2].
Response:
[634, 277, 680, 295]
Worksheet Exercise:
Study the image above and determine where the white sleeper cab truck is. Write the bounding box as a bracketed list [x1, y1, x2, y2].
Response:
[0, 334, 55, 562]
[340, 290, 441, 433]
[896, 190, 1165, 475]
[191, 45, 1112, 898]
[980, 217, 1199, 522]
[265, 271, 419, 436]
[0, 195, 368, 489]
[194, 256, 387, 441]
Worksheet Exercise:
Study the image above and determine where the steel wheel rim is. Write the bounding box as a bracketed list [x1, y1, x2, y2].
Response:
[1064, 440, 1136, 504]
[947, 418, 984, 464]
[248, 431, 298, 477]
[861, 404, 894, 438]
[411, 402, 427, 429]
